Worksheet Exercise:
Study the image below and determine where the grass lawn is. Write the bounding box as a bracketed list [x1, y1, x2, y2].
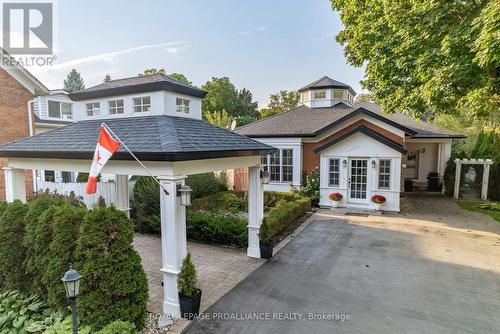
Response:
[457, 201, 500, 222]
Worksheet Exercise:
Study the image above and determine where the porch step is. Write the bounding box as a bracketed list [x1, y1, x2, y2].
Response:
[412, 181, 428, 191]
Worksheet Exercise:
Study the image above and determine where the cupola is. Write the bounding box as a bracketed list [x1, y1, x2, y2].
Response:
[298, 76, 356, 108]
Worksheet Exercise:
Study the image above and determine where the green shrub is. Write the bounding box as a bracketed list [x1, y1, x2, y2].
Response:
[42, 314, 92, 334]
[132, 176, 160, 234]
[291, 169, 319, 205]
[44, 204, 85, 309]
[186, 211, 247, 248]
[264, 191, 300, 208]
[0, 289, 63, 333]
[0, 200, 29, 290]
[75, 207, 148, 330]
[186, 172, 228, 199]
[23, 193, 67, 295]
[190, 191, 247, 213]
[259, 220, 272, 242]
[177, 253, 199, 297]
[0, 201, 7, 217]
[96, 320, 136, 334]
[263, 197, 311, 243]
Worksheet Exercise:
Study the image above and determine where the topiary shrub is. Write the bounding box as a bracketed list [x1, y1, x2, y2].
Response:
[23, 193, 67, 295]
[262, 197, 311, 243]
[75, 207, 148, 330]
[44, 203, 85, 309]
[96, 320, 136, 334]
[264, 191, 300, 208]
[259, 220, 272, 242]
[186, 211, 248, 248]
[177, 253, 199, 297]
[0, 200, 29, 290]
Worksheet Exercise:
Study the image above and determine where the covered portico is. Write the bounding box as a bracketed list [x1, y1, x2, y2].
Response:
[0, 115, 274, 317]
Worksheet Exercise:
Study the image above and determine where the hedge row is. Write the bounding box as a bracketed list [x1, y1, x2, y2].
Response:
[261, 197, 312, 242]
[186, 211, 247, 249]
[190, 191, 247, 213]
[0, 193, 148, 331]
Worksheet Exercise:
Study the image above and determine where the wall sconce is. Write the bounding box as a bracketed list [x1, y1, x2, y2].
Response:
[371, 160, 377, 168]
[421, 148, 426, 154]
[402, 163, 408, 169]
[177, 184, 192, 206]
[342, 159, 347, 167]
[260, 170, 270, 184]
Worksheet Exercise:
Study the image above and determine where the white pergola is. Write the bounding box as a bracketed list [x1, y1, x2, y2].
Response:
[454, 158, 494, 200]
[3, 155, 265, 318]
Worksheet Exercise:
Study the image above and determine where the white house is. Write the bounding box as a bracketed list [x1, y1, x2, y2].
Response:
[235, 76, 465, 212]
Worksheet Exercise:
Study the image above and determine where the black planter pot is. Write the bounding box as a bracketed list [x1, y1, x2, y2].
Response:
[260, 240, 273, 259]
[179, 289, 202, 320]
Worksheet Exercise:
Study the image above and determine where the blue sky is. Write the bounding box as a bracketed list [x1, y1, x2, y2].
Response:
[31, 0, 366, 107]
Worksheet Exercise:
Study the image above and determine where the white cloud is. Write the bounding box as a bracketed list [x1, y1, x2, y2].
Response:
[45, 41, 191, 71]
[238, 27, 267, 35]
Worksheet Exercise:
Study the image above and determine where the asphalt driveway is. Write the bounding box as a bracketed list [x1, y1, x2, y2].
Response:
[185, 197, 500, 334]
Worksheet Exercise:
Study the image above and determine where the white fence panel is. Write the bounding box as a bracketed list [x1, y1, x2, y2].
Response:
[37, 181, 118, 209]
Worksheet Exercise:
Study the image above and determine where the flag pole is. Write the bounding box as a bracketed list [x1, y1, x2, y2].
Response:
[101, 122, 170, 195]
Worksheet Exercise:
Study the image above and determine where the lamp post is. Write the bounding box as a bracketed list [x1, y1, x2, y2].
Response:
[61, 265, 82, 334]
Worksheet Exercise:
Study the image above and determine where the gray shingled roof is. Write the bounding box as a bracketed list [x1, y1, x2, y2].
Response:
[0, 115, 274, 161]
[298, 76, 356, 95]
[235, 102, 464, 139]
[69, 74, 207, 100]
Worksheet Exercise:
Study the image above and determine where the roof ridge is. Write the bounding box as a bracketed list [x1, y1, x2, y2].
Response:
[235, 104, 308, 131]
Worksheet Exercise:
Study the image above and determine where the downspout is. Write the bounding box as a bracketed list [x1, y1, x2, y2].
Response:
[27, 99, 37, 192]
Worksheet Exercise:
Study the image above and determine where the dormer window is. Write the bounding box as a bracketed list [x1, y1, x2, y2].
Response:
[314, 91, 326, 99]
[86, 102, 100, 116]
[133, 96, 151, 113]
[333, 90, 343, 100]
[176, 98, 190, 113]
[48, 101, 72, 119]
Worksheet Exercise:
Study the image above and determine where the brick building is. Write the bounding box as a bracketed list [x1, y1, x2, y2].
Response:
[0, 50, 49, 200]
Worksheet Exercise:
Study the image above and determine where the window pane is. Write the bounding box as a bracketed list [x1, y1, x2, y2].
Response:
[333, 90, 343, 99]
[61, 103, 72, 119]
[282, 149, 293, 182]
[314, 91, 326, 99]
[61, 171, 72, 183]
[329, 159, 340, 186]
[270, 151, 280, 182]
[48, 101, 61, 118]
[378, 159, 391, 189]
[44, 170, 55, 182]
[176, 98, 190, 113]
[261, 155, 268, 172]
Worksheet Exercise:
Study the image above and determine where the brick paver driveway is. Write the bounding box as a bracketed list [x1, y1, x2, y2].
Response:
[185, 194, 500, 334]
[133, 235, 264, 314]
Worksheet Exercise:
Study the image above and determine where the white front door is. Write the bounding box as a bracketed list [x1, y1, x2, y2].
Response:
[348, 158, 368, 203]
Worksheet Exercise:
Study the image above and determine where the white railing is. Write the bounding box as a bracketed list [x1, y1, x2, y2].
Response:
[36, 181, 118, 209]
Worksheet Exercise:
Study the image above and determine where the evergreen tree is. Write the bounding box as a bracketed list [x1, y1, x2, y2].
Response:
[64, 69, 85, 92]
[76, 207, 148, 330]
[0, 200, 29, 290]
[44, 203, 85, 309]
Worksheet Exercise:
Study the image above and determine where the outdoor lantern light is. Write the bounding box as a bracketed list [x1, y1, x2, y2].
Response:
[260, 170, 270, 184]
[372, 160, 377, 168]
[177, 184, 192, 206]
[61, 265, 82, 334]
[342, 159, 347, 167]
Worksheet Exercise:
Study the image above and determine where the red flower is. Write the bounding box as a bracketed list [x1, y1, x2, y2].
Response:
[329, 192, 343, 201]
[371, 195, 386, 204]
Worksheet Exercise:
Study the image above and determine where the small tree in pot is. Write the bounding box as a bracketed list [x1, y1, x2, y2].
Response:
[178, 253, 202, 319]
[371, 195, 386, 211]
[259, 221, 273, 259]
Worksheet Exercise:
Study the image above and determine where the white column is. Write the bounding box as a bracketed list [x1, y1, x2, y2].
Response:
[116, 175, 130, 216]
[158, 175, 187, 318]
[247, 166, 263, 258]
[481, 164, 491, 201]
[3, 167, 26, 203]
[454, 159, 461, 199]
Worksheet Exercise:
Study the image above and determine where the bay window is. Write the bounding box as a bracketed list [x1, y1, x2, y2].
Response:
[48, 101, 72, 119]
[262, 149, 294, 183]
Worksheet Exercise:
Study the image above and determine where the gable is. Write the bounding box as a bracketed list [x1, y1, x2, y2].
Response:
[314, 125, 407, 155]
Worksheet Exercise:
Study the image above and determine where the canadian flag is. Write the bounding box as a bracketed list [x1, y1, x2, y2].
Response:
[85, 125, 121, 194]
